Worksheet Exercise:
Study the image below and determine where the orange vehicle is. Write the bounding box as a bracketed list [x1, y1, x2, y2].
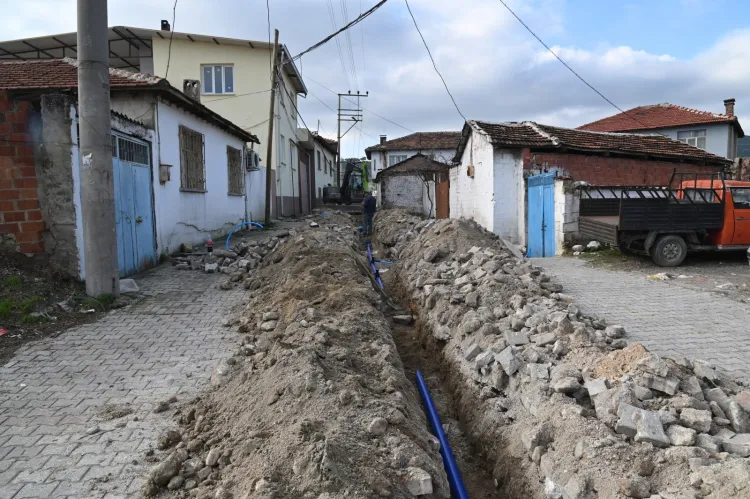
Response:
[578, 173, 750, 266]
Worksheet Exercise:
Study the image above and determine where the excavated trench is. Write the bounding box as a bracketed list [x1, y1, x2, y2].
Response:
[365, 241, 503, 498]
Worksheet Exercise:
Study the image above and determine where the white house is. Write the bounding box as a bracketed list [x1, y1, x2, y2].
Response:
[578, 100, 744, 160]
[0, 24, 313, 215]
[451, 120, 731, 253]
[373, 154, 450, 218]
[311, 132, 338, 204]
[364, 131, 460, 180]
[0, 59, 259, 278]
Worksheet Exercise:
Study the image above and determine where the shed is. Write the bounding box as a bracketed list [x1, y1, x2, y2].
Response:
[374, 154, 451, 218]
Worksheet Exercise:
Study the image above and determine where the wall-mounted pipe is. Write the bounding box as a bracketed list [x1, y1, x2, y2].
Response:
[225, 221, 264, 250]
[416, 370, 469, 499]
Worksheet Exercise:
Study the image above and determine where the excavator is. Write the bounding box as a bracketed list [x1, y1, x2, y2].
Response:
[324, 160, 365, 205]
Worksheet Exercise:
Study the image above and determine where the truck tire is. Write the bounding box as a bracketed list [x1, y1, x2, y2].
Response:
[651, 235, 687, 267]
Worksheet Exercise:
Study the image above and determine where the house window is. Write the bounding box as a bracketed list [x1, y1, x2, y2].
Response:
[389, 154, 407, 166]
[317, 151, 322, 170]
[677, 129, 706, 150]
[732, 188, 750, 209]
[179, 125, 205, 191]
[373, 158, 377, 171]
[201, 65, 234, 94]
[324, 158, 328, 174]
[279, 134, 286, 165]
[227, 146, 243, 195]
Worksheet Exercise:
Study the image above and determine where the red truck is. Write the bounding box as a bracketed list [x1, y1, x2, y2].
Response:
[578, 173, 750, 266]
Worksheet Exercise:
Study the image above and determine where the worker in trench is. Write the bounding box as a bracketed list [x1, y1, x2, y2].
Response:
[362, 190, 377, 236]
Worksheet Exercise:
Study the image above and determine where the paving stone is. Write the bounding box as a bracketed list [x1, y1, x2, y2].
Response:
[723, 433, 750, 457]
[694, 433, 721, 454]
[680, 408, 713, 433]
[0, 265, 240, 497]
[666, 425, 696, 446]
[464, 344, 482, 362]
[584, 378, 609, 397]
[641, 374, 679, 396]
[505, 330, 529, 346]
[534, 258, 750, 386]
[496, 346, 522, 376]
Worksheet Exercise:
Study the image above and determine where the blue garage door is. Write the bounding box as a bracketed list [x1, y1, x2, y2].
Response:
[527, 172, 556, 258]
[112, 133, 157, 277]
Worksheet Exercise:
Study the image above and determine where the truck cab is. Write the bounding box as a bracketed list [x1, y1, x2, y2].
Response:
[578, 174, 750, 267]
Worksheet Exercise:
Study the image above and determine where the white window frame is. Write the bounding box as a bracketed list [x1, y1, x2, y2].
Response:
[201, 64, 235, 95]
[677, 129, 707, 150]
[389, 154, 408, 166]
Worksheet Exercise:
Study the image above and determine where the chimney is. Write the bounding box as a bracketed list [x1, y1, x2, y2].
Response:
[380, 135, 387, 145]
[183, 79, 201, 102]
[724, 98, 736, 117]
[161, 20, 171, 31]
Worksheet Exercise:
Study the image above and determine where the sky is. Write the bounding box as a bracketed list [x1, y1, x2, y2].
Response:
[5, 0, 750, 158]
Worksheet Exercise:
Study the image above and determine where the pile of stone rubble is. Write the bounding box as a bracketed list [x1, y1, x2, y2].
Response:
[375, 209, 750, 499]
[143, 212, 452, 498]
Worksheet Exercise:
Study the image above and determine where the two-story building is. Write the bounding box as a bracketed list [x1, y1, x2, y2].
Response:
[364, 131, 461, 179]
[0, 24, 310, 217]
[310, 132, 338, 205]
[578, 99, 744, 160]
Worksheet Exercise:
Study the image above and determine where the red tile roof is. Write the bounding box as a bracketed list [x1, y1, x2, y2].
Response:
[0, 58, 163, 90]
[365, 131, 461, 157]
[0, 59, 258, 143]
[455, 121, 730, 166]
[311, 131, 338, 154]
[578, 103, 743, 136]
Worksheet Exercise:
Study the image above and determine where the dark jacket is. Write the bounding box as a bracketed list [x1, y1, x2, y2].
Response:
[363, 195, 377, 215]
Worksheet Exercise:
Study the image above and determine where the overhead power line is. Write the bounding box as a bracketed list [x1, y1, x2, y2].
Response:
[494, 0, 666, 135]
[164, 0, 178, 79]
[266, 0, 272, 76]
[326, 0, 352, 89]
[293, 0, 389, 62]
[302, 74, 415, 133]
[403, 0, 465, 121]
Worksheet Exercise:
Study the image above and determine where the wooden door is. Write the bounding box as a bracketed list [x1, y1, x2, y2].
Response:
[436, 173, 450, 219]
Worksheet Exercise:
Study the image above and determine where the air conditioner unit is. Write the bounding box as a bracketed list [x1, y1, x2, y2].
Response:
[246, 150, 260, 171]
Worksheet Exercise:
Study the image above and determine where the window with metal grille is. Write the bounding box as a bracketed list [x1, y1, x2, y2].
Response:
[179, 125, 206, 191]
[227, 146, 243, 195]
[117, 137, 149, 164]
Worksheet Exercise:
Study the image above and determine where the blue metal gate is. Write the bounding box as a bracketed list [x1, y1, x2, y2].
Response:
[112, 133, 156, 277]
[527, 172, 556, 257]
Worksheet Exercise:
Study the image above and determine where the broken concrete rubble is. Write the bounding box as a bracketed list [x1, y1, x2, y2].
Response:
[374, 209, 750, 499]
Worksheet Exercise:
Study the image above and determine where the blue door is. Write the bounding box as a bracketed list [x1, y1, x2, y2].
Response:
[527, 172, 556, 257]
[113, 134, 156, 277]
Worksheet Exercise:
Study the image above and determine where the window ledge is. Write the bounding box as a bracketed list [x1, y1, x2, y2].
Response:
[180, 188, 207, 193]
[203, 93, 236, 96]
[227, 192, 244, 197]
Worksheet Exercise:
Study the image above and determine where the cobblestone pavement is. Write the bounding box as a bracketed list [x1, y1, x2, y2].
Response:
[537, 257, 750, 385]
[0, 265, 242, 498]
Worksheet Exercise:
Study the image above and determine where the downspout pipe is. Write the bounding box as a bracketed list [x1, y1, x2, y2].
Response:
[365, 240, 383, 289]
[415, 370, 469, 499]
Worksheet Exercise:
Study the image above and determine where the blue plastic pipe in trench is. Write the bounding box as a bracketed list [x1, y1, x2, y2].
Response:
[225, 222, 264, 250]
[416, 370, 469, 499]
[365, 241, 384, 289]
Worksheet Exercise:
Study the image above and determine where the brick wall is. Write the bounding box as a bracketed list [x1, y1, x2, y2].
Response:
[523, 150, 723, 186]
[0, 91, 44, 253]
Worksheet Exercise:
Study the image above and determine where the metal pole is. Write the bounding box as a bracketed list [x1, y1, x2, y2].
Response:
[264, 29, 280, 225]
[77, 0, 119, 297]
[337, 94, 341, 188]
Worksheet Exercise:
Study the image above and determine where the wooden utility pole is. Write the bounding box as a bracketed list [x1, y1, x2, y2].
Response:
[77, 0, 119, 297]
[264, 29, 280, 225]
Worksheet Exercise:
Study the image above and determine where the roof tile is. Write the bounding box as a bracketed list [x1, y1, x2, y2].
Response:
[467, 120, 730, 166]
[577, 103, 743, 135]
[365, 131, 461, 153]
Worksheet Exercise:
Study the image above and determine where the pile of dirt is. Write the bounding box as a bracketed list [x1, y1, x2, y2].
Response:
[376, 213, 750, 499]
[142, 212, 451, 498]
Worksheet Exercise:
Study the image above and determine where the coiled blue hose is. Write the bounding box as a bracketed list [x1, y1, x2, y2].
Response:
[225, 221, 264, 250]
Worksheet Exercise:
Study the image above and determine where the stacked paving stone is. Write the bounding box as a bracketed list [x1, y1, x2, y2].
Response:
[376, 211, 750, 499]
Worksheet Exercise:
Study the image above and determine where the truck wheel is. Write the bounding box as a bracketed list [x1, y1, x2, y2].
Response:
[651, 235, 687, 267]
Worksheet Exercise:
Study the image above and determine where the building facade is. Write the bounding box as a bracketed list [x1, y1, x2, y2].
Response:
[578, 100, 744, 160]
[0, 59, 258, 278]
[364, 131, 460, 180]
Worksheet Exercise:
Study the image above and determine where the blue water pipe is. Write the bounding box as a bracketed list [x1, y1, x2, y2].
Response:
[416, 370, 469, 499]
[225, 221, 264, 250]
[374, 259, 392, 265]
[365, 240, 383, 289]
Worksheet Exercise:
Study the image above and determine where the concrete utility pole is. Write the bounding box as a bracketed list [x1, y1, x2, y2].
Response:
[336, 91, 367, 187]
[77, 0, 119, 297]
[264, 29, 280, 225]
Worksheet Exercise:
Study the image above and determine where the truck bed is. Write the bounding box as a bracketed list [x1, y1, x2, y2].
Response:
[579, 216, 619, 246]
